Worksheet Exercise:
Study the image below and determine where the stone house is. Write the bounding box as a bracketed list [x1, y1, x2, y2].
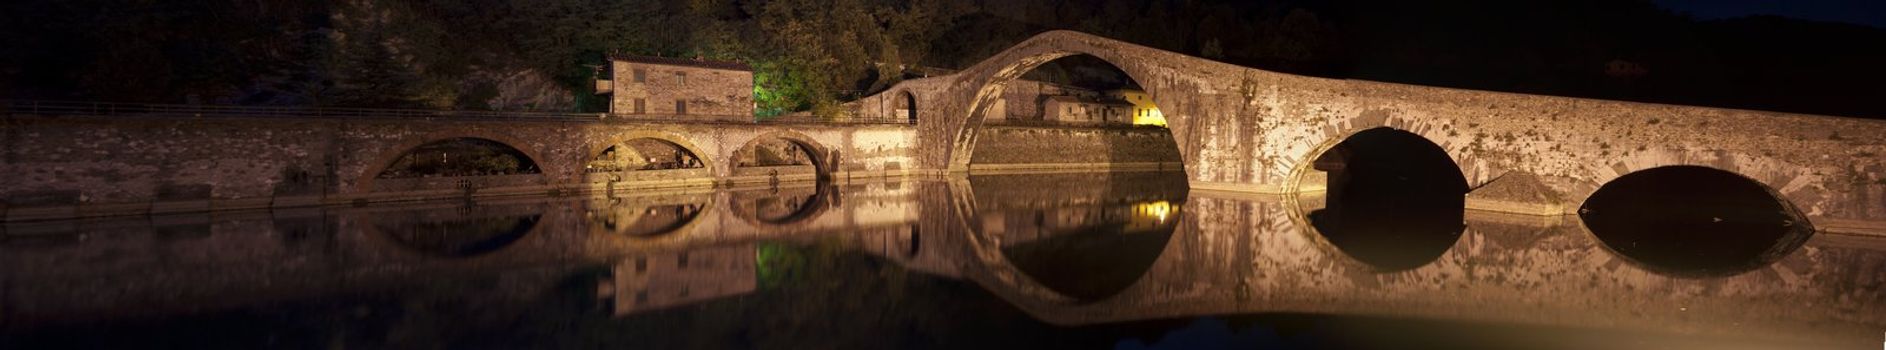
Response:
[1043, 95, 1134, 124]
[596, 55, 754, 117]
[1107, 89, 1165, 126]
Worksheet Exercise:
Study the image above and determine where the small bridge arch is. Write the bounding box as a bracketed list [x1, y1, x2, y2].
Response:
[729, 130, 837, 182]
[588, 130, 714, 172]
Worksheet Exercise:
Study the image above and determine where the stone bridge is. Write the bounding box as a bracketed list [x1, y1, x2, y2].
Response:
[853, 30, 1886, 236]
[5, 30, 1885, 234]
[0, 113, 921, 221]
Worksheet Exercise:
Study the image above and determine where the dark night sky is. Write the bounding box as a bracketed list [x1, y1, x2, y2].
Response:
[1654, 0, 1886, 27]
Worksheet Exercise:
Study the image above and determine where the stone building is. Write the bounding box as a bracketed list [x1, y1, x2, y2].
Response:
[1107, 89, 1166, 126]
[596, 55, 754, 117]
[983, 80, 1160, 126]
[1043, 95, 1134, 124]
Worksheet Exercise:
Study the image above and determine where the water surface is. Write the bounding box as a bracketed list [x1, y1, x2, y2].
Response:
[2, 172, 1880, 349]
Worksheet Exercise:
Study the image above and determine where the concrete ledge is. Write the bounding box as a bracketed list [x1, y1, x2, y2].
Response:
[80, 202, 150, 218]
[1816, 218, 1886, 238]
[968, 162, 1181, 173]
[1462, 209, 1570, 228]
[212, 197, 274, 211]
[272, 195, 325, 208]
[723, 174, 821, 185]
[1188, 181, 1293, 194]
[1464, 197, 1567, 216]
[149, 200, 209, 214]
[6, 205, 78, 222]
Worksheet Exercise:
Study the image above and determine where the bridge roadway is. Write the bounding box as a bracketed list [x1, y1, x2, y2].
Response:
[2, 176, 1881, 346]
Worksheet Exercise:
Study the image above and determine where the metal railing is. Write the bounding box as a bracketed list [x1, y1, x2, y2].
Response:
[0, 100, 914, 125]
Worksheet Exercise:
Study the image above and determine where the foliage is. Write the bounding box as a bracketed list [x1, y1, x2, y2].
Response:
[3, 0, 1886, 117]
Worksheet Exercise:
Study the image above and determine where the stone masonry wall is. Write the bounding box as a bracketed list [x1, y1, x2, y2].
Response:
[0, 116, 918, 219]
[609, 61, 753, 117]
[969, 125, 1181, 165]
[907, 30, 1886, 235]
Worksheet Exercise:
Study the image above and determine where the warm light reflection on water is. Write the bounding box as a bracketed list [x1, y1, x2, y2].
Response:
[0, 172, 1880, 349]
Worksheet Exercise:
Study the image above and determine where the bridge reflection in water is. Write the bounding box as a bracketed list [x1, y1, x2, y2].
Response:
[1, 173, 1882, 349]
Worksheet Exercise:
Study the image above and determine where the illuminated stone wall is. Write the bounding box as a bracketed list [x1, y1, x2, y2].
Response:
[875, 30, 1886, 235]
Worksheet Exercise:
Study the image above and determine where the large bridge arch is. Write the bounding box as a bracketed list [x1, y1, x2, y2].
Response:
[354, 131, 563, 193]
[937, 30, 1198, 172]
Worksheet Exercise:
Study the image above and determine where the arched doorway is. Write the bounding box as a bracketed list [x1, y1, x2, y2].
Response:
[899, 90, 917, 124]
[1579, 165, 1813, 277]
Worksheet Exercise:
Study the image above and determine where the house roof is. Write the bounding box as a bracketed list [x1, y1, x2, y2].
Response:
[609, 54, 753, 72]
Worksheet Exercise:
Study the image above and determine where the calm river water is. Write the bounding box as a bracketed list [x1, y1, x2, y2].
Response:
[1, 172, 1881, 349]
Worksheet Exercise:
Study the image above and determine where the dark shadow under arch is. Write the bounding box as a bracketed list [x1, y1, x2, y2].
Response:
[375, 137, 541, 179]
[1306, 127, 1468, 272]
[1579, 165, 1814, 277]
[589, 138, 705, 173]
[733, 132, 833, 183]
[900, 90, 918, 124]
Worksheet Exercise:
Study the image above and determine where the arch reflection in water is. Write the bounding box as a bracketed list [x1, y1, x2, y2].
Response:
[729, 184, 827, 225]
[368, 202, 544, 258]
[973, 172, 1187, 302]
[1305, 127, 1468, 271]
[589, 197, 707, 237]
[1579, 166, 1814, 277]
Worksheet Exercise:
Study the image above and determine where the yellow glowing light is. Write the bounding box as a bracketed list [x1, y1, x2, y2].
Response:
[1132, 107, 1166, 127]
[1137, 200, 1172, 222]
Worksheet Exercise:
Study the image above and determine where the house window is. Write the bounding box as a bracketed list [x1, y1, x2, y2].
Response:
[634, 98, 646, 114]
[675, 100, 687, 115]
[633, 69, 646, 83]
[676, 72, 687, 86]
